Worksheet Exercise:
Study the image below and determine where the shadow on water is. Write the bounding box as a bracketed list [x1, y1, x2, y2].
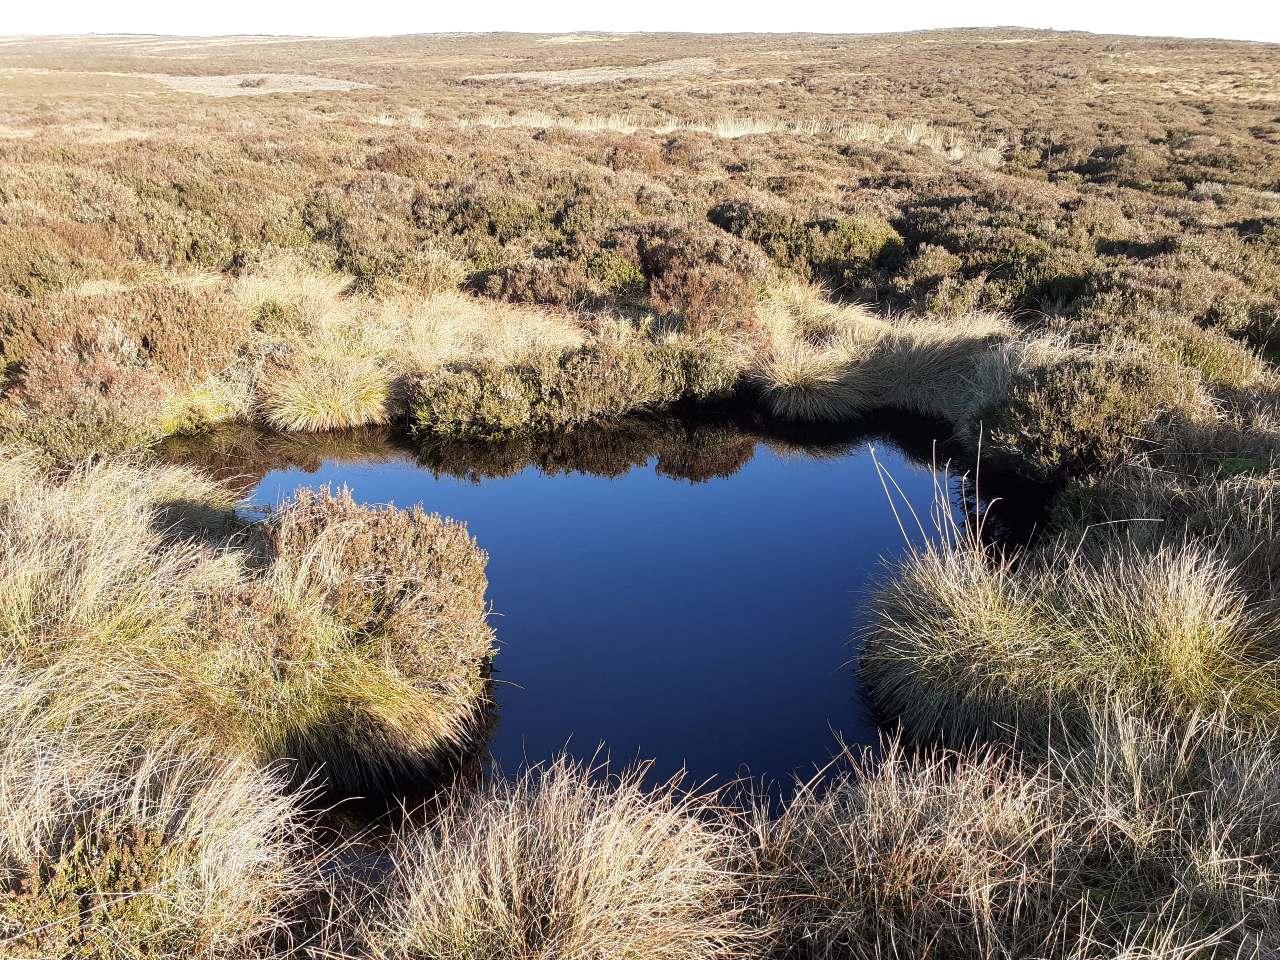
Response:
[161, 409, 1051, 810]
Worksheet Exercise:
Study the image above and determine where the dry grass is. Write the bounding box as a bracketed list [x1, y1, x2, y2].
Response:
[463, 57, 717, 86]
[0, 665, 314, 960]
[752, 739, 1086, 960]
[134, 72, 373, 96]
[752, 708, 1280, 959]
[0, 451, 494, 794]
[861, 515, 1280, 744]
[747, 280, 1014, 423]
[353, 755, 759, 960]
[457, 112, 1005, 162]
[258, 333, 392, 433]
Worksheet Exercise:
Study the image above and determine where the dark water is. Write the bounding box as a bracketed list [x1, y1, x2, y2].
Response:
[167, 415, 1037, 795]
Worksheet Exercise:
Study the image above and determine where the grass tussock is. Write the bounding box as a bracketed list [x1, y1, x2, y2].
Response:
[351, 755, 760, 960]
[753, 709, 1280, 959]
[862, 520, 1280, 743]
[0, 666, 314, 960]
[747, 280, 1014, 423]
[753, 739, 1083, 960]
[0, 451, 494, 794]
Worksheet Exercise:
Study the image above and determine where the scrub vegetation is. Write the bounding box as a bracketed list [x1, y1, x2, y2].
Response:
[1, 27, 1279, 960]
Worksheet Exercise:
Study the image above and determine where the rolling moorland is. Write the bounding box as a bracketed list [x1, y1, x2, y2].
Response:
[1, 27, 1280, 959]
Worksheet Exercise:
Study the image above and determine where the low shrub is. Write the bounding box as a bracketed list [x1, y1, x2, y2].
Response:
[409, 332, 739, 438]
[983, 346, 1208, 480]
[227, 486, 495, 789]
[634, 222, 768, 332]
[0, 222, 119, 299]
[2, 284, 252, 384]
[2, 331, 172, 462]
[710, 200, 905, 294]
[1065, 306, 1265, 390]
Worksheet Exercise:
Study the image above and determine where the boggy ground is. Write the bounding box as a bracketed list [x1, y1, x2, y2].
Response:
[1, 27, 1280, 960]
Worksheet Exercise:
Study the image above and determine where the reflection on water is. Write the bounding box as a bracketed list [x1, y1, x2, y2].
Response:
[163, 411, 1046, 797]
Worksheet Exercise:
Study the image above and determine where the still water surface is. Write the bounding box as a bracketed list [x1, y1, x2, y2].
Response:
[175, 416, 989, 793]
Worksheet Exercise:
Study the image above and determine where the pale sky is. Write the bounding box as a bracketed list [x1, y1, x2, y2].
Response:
[5, 0, 1280, 44]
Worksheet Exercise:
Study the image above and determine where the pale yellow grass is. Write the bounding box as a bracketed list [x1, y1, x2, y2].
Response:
[463, 57, 717, 86]
[356, 756, 759, 960]
[748, 281, 1015, 421]
[0, 666, 312, 959]
[536, 34, 625, 44]
[236, 257, 588, 430]
[131, 72, 374, 97]
[381, 290, 587, 372]
[458, 112, 1005, 163]
[234, 253, 352, 328]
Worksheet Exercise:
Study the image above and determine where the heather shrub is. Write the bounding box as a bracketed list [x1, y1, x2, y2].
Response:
[435, 182, 555, 244]
[1067, 301, 1265, 389]
[710, 200, 905, 292]
[304, 173, 420, 290]
[5, 285, 251, 383]
[984, 347, 1208, 479]
[365, 142, 452, 181]
[240, 485, 494, 788]
[0, 222, 118, 299]
[2, 332, 171, 461]
[409, 332, 738, 438]
[634, 222, 768, 332]
[480, 257, 595, 306]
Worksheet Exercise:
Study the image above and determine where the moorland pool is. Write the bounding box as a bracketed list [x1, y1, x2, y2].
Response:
[166, 413, 1041, 796]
